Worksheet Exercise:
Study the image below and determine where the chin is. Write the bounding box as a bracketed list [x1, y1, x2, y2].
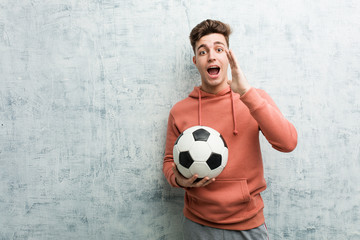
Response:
[208, 76, 226, 85]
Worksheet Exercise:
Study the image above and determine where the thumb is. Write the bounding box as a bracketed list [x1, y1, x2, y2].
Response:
[227, 79, 232, 85]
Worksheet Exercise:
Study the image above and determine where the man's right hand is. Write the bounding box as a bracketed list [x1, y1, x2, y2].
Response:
[172, 163, 215, 188]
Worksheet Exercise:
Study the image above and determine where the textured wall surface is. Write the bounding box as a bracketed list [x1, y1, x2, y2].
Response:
[1, 0, 359, 239]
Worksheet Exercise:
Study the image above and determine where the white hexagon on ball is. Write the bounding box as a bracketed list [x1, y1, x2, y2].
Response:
[206, 133, 225, 154]
[176, 132, 195, 152]
[189, 162, 211, 178]
[173, 145, 180, 165]
[189, 141, 212, 162]
[177, 163, 193, 178]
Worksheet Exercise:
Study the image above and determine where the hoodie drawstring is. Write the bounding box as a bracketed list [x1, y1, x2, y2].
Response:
[198, 88, 202, 126]
[230, 90, 238, 135]
[197, 87, 238, 135]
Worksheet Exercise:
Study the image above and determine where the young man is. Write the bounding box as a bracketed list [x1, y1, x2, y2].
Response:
[163, 19, 297, 239]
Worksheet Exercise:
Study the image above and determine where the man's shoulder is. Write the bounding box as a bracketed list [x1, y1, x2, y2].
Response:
[171, 96, 193, 110]
[169, 95, 197, 116]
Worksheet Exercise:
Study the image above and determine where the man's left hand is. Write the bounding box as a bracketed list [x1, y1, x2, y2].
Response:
[226, 49, 251, 96]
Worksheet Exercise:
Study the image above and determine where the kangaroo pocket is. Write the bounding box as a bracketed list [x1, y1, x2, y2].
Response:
[185, 179, 258, 223]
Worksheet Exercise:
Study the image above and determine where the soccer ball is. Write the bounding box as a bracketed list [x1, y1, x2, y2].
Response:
[173, 126, 228, 180]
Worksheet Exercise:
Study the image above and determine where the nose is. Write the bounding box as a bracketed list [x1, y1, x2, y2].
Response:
[207, 49, 216, 62]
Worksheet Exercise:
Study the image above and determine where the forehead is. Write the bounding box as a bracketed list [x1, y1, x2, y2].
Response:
[195, 33, 227, 49]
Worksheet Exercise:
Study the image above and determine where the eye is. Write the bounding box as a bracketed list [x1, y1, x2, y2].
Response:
[199, 50, 207, 55]
[216, 48, 223, 53]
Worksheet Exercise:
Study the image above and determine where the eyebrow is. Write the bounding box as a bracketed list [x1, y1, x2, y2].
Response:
[197, 41, 226, 51]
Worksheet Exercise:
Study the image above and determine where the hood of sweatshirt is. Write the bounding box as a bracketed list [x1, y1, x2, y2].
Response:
[189, 86, 239, 135]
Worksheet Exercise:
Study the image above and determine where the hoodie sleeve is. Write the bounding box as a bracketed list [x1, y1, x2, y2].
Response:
[240, 87, 298, 152]
[163, 112, 182, 187]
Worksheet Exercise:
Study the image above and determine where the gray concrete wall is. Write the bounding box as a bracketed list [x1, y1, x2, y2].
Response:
[1, 0, 359, 239]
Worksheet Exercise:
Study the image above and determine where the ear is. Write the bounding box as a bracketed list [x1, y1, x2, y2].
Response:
[192, 55, 196, 65]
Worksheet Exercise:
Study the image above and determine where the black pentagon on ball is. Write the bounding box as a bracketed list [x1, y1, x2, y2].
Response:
[179, 151, 194, 169]
[192, 128, 210, 141]
[206, 153, 222, 170]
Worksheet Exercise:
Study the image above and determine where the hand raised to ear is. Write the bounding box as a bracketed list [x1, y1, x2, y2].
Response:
[226, 49, 251, 96]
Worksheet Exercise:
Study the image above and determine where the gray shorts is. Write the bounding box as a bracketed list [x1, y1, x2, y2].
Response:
[182, 217, 269, 240]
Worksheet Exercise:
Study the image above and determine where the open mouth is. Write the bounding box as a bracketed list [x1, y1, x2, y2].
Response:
[207, 66, 220, 76]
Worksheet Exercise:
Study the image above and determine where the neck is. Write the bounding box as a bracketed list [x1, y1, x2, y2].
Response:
[200, 80, 229, 94]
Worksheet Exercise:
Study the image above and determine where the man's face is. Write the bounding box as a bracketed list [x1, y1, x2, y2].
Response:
[193, 33, 229, 94]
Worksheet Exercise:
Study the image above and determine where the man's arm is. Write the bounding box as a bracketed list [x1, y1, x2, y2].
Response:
[226, 49, 297, 152]
[241, 88, 298, 152]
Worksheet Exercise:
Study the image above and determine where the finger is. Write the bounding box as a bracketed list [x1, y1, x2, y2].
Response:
[226, 49, 234, 66]
[229, 49, 240, 69]
[188, 174, 199, 185]
[228, 50, 237, 66]
[172, 163, 177, 173]
[193, 177, 209, 187]
[202, 178, 215, 187]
